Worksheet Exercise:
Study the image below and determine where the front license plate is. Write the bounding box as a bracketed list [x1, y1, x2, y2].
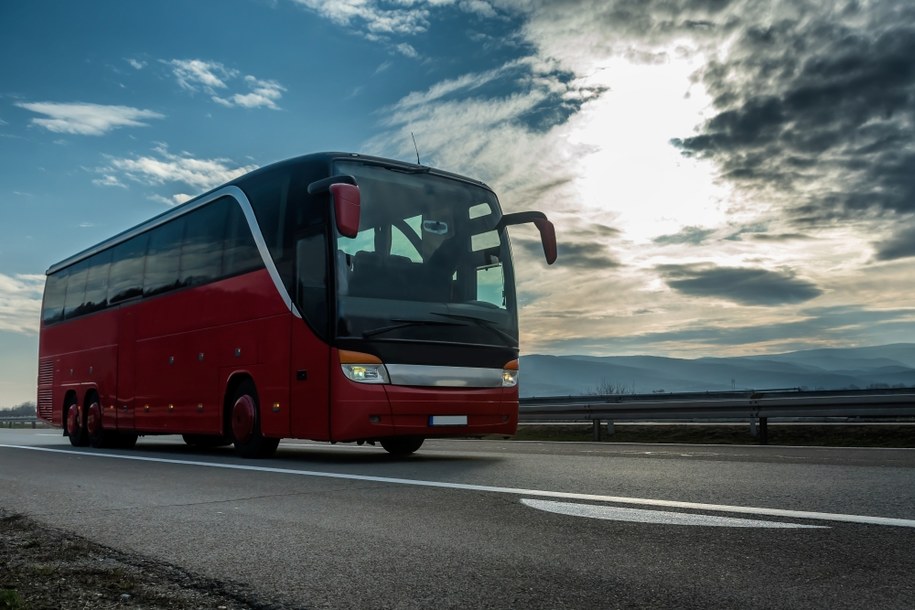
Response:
[429, 415, 468, 426]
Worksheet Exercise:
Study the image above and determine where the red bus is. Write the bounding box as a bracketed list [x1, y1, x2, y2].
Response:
[37, 152, 556, 457]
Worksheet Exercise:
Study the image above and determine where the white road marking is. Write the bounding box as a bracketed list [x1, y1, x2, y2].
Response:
[521, 499, 827, 528]
[3, 443, 914, 529]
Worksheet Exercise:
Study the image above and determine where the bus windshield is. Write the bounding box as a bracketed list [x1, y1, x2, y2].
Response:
[331, 161, 518, 347]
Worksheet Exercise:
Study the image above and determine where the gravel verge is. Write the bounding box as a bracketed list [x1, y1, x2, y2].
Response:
[0, 512, 292, 610]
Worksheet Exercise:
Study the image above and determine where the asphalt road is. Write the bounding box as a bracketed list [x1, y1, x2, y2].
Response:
[2, 428, 914, 609]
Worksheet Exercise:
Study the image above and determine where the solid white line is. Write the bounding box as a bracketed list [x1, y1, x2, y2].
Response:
[3, 443, 914, 529]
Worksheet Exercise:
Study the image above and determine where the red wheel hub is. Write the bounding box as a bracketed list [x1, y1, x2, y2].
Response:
[86, 402, 101, 437]
[66, 404, 80, 437]
[232, 394, 256, 443]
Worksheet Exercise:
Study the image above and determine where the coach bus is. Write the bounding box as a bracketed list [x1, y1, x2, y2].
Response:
[37, 152, 557, 457]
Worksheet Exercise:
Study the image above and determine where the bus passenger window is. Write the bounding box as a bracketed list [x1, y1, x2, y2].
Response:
[108, 234, 148, 303]
[62, 260, 88, 320]
[181, 202, 227, 286]
[144, 219, 185, 296]
[83, 250, 112, 314]
[41, 271, 68, 324]
[224, 203, 262, 276]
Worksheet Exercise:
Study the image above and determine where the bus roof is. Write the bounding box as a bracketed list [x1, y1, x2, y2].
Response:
[45, 152, 493, 275]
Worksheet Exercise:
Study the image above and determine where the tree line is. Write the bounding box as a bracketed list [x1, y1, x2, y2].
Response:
[0, 402, 36, 416]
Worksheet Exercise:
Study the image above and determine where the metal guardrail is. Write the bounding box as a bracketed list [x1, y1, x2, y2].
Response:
[519, 388, 915, 443]
[0, 415, 43, 429]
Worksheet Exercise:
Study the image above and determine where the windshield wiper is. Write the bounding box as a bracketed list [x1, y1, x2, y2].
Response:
[431, 312, 518, 346]
[362, 318, 462, 338]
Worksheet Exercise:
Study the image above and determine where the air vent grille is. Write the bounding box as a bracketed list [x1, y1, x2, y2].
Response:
[37, 359, 55, 420]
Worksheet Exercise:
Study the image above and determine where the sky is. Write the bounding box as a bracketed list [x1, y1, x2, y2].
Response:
[2, 0, 914, 407]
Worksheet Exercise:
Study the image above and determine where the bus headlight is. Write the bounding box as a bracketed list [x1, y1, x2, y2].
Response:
[502, 359, 519, 387]
[339, 350, 390, 384]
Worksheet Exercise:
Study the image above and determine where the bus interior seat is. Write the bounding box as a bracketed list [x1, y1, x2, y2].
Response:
[349, 251, 447, 301]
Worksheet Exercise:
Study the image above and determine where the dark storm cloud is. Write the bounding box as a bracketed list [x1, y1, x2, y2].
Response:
[747, 232, 812, 242]
[658, 263, 823, 305]
[670, 1, 915, 223]
[875, 222, 915, 260]
[725, 224, 813, 242]
[653, 226, 716, 245]
[516, 238, 620, 269]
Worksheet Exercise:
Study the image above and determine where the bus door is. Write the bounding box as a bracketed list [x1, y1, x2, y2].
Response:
[288, 225, 333, 439]
[115, 308, 136, 430]
[289, 322, 331, 439]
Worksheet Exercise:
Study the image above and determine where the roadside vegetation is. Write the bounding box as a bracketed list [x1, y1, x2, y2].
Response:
[0, 403, 36, 417]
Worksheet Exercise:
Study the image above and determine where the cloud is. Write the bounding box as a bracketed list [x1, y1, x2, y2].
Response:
[517, 238, 620, 269]
[16, 102, 164, 136]
[658, 263, 823, 306]
[169, 58, 234, 92]
[167, 59, 285, 109]
[92, 175, 127, 188]
[654, 226, 716, 246]
[288, 0, 503, 56]
[670, 1, 915, 224]
[875, 222, 915, 261]
[290, 0, 432, 36]
[213, 76, 285, 110]
[99, 145, 259, 194]
[0, 273, 44, 334]
[334, 0, 915, 356]
[546, 305, 915, 357]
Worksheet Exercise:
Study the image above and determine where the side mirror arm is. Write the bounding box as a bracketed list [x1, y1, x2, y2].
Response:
[498, 211, 557, 265]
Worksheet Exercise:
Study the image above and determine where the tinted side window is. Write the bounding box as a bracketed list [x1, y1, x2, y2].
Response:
[41, 271, 68, 324]
[144, 218, 185, 296]
[181, 201, 227, 286]
[109, 234, 148, 303]
[224, 201, 262, 276]
[63, 260, 88, 319]
[83, 249, 112, 315]
[239, 160, 326, 298]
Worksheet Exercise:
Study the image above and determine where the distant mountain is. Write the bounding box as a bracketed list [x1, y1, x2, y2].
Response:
[519, 343, 915, 397]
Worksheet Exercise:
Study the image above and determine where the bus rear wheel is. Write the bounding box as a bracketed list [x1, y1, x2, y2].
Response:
[86, 399, 113, 448]
[65, 400, 88, 447]
[229, 381, 279, 459]
[380, 436, 424, 456]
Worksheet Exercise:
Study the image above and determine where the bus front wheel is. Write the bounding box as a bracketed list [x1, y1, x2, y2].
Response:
[229, 381, 279, 459]
[380, 436, 424, 456]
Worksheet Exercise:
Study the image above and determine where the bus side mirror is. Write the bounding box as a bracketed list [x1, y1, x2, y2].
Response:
[307, 175, 361, 238]
[330, 183, 360, 238]
[498, 211, 557, 265]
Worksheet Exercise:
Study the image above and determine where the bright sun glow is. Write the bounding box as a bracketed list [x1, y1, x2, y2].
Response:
[568, 52, 732, 244]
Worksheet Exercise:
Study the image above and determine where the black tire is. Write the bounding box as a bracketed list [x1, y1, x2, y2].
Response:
[228, 380, 279, 459]
[182, 434, 231, 448]
[65, 399, 88, 447]
[380, 436, 424, 456]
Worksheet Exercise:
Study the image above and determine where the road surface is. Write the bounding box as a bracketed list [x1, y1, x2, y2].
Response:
[2, 429, 914, 608]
